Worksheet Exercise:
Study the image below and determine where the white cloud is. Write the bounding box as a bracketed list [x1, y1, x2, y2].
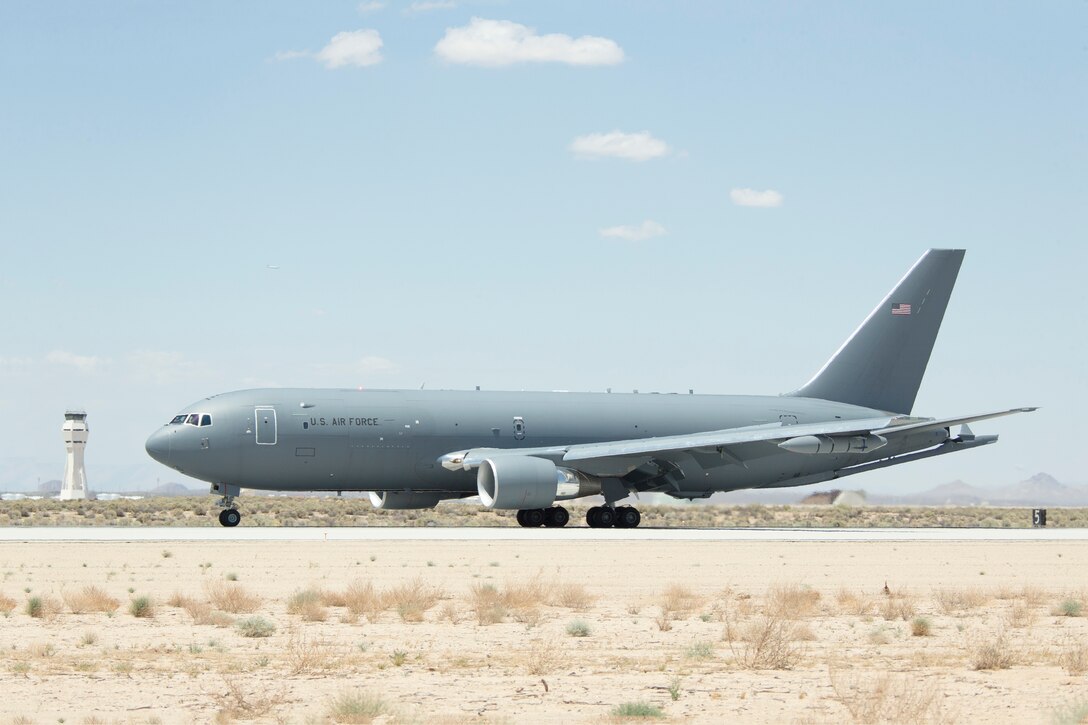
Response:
[315, 29, 384, 69]
[45, 350, 107, 373]
[730, 188, 784, 208]
[357, 0, 386, 13]
[406, 0, 455, 14]
[0, 356, 33, 372]
[272, 49, 310, 62]
[569, 131, 669, 161]
[599, 220, 667, 241]
[125, 350, 211, 386]
[434, 18, 625, 67]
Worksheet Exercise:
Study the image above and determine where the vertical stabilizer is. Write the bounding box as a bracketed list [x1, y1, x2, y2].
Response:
[787, 249, 964, 414]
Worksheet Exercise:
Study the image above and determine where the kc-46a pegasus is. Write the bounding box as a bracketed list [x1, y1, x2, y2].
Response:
[146, 249, 1035, 527]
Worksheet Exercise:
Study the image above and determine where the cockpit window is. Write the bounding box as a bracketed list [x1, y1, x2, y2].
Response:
[200, 414, 212, 427]
[186, 414, 200, 426]
[170, 415, 186, 425]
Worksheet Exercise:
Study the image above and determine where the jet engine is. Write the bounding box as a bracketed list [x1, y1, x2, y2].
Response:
[368, 491, 448, 510]
[477, 456, 600, 510]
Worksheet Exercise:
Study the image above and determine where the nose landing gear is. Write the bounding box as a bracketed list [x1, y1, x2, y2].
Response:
[218, 508, 241, 527]
[211, 484, 242, 527]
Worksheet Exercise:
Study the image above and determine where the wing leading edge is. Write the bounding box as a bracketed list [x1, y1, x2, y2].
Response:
[440, 407, 1037, 472]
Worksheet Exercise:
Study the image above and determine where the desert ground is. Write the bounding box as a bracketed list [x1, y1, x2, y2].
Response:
[2, 536, 1088, 724]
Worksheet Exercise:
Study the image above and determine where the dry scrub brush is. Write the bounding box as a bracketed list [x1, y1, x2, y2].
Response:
[341, 580, 385, 623]
[0, 592, 18, 616]
[63, 585, 120, 614]
[836, 588, 875, 616]
[214, 676, 286, 721]
[767, 583, 821, 618]
[934, 587, 990, 614]
[829, 665, 950, 724]
[880, 592, 917, 622]
[287, 588, 328, 622]
[386, 576, 443, 622]
[971, 632, 1017, 670]
[1060, 638, 1088, 676]
[168, 593, 234, 627]
[205, 581, 262, 614]
[728, 613, 804, 670]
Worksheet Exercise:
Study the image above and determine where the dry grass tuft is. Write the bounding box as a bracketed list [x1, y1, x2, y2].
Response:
[63, 585, 119, 614]
[524, 638, 563, 675]
[26, 594, 62, 620]
[326, 690, 391, 723]
[206, 581, 262, 614]
[387, 577, 442, 622]
[172, 594, 233, 626]
[911, 616, 933, 637]
[730, 613, 804, 670]
[972, 632, 1016, 670]
[469, 583, 506, 625]
[214, 676, 286, 720]
[836, 588, 875, 616]
[934, 587, 990, 614]
[660, 583, 701, 619]
[767, 583, 821, 619]
[551, 582, 595, 611]
[285, 627, 334, 675]
[287, 588, 329, 622]
[342, 580, 384, 623]
[0, 592, 18, 615]
[1005, 601, 1037, 629]
[829, 665, 949, 724]
[880, 593, 917, 622]
[1060, 639, 1088, 676]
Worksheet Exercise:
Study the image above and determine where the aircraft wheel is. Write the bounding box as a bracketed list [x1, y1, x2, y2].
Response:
[219, 509, 241, 527]
[597, 507, 616, 528]
[523, 508, 545, 527]
[544, 506, 570, 528]
[516, 510, 528, 527]
[615, 506, 641, 529]
[585, 506, 601, 528]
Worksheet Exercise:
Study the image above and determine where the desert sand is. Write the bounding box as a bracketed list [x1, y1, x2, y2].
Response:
[1, 537, 1087, 723]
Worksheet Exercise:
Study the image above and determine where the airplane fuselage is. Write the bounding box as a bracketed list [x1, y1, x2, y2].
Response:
[145, 387, 947, 497]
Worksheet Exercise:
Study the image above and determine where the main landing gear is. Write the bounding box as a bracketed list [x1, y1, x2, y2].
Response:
[516, 506, 570, 528]
[514, 505, 642, 528]
[587, 505, 641, 528]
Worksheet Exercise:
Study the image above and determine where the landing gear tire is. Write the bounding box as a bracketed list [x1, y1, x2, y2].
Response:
[587, 506, 616, 528]
[544, 506, 570, 528]
[516, 508, 546, 527]
[614, 506, 641, 529]
[218, 508, 241, 527]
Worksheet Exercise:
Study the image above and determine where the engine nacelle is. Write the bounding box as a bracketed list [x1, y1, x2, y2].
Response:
[475, 457, 553, 510]
[477, 457, 602, 510]
[368, 491, 448, 510]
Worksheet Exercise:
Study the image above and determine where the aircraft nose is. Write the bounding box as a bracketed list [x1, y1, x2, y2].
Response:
[145, 429, 171, 465]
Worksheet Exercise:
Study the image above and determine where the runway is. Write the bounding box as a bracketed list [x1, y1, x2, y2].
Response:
[0, 526, 1083, 542]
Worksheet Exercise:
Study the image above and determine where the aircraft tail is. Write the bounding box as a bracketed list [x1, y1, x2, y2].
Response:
[787, 249, 965, 414]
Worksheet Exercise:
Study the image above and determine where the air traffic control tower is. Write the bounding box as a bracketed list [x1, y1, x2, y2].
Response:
[60, 410, 90, 500]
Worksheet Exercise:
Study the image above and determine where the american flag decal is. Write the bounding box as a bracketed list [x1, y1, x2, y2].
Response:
[891, 303, 912, 316]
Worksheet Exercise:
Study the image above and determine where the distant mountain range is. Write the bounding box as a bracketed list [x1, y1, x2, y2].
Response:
[869, 473, 1088, 507]
[701, 473, 1088, 507]
[1, 458, 1084, 506]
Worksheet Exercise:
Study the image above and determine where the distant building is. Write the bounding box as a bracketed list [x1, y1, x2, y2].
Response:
[60, 411, 92, 500]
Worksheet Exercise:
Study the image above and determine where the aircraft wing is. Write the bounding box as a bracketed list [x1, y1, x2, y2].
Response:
[443, 407, 1037, 471]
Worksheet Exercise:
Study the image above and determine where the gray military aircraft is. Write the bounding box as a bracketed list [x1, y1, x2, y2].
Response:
[146, 249, 1034, 527]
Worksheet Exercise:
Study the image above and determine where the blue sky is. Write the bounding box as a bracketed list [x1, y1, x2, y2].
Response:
[1, 1, 1084, 492]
